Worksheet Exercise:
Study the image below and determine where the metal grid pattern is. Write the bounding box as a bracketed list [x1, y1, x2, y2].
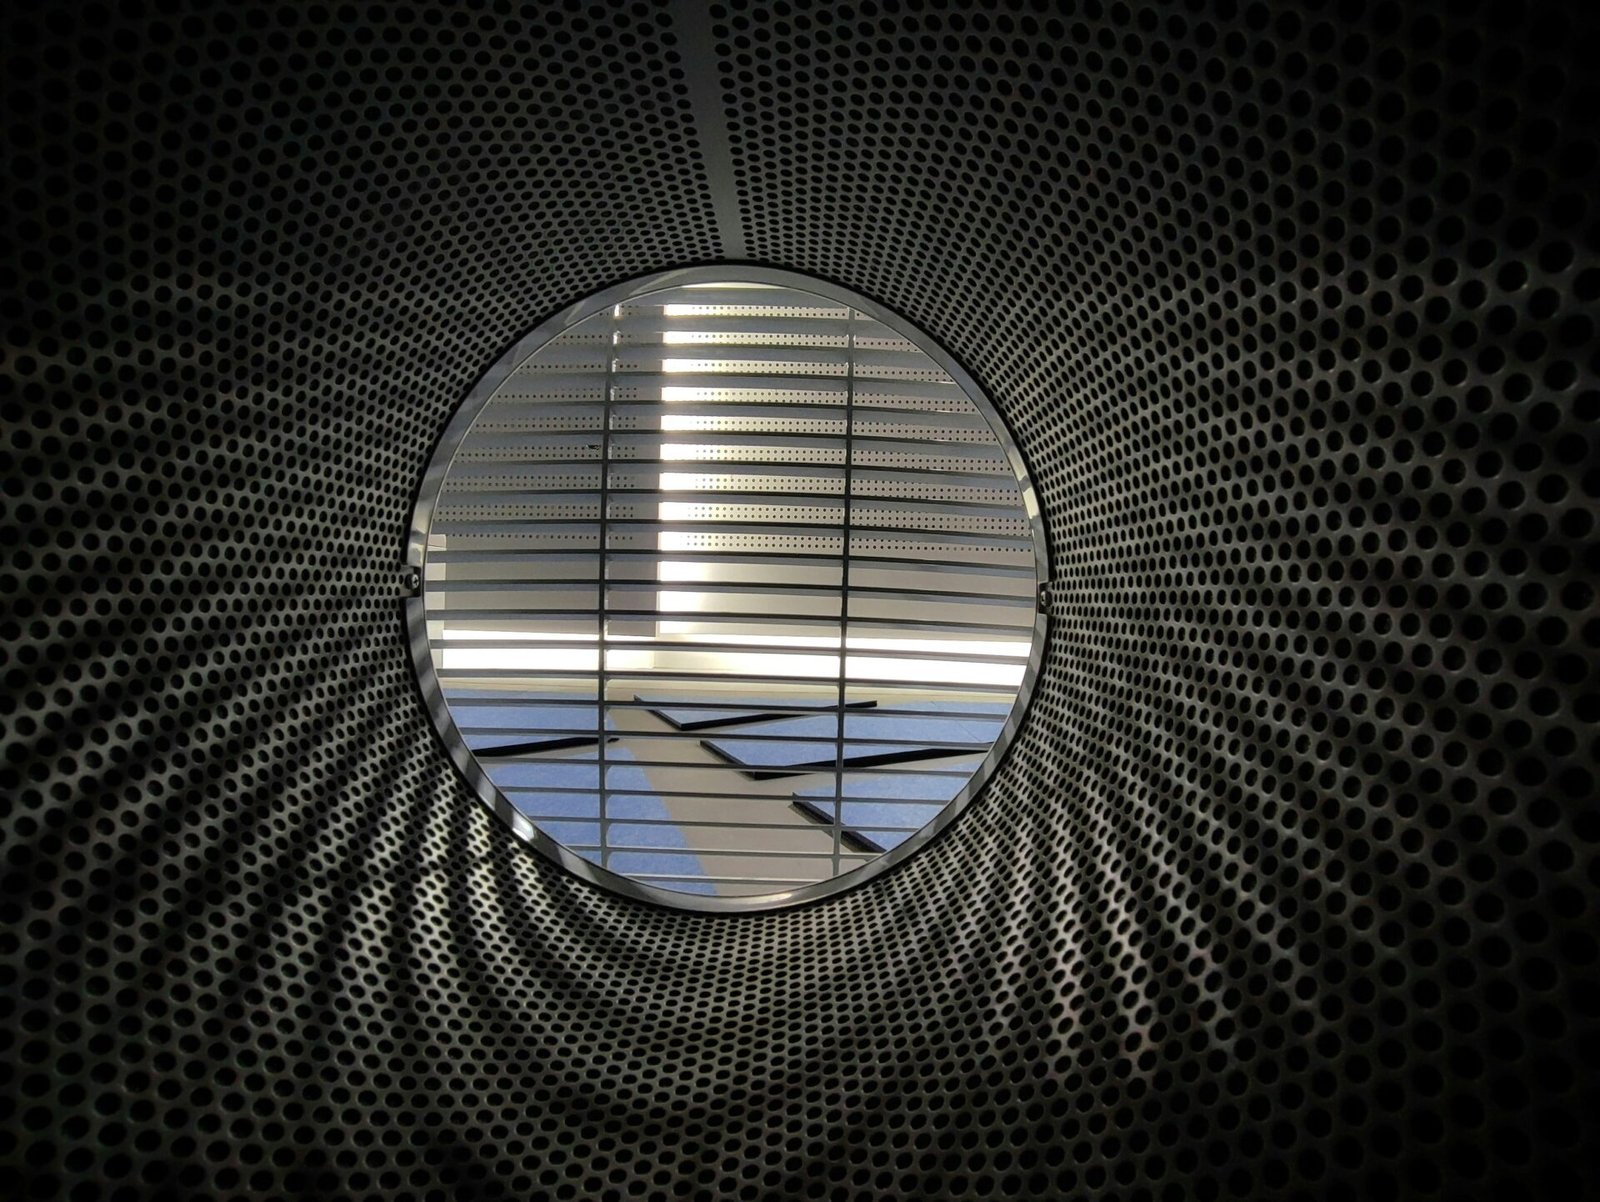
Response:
[417, 277, 1045, 901]
[1, 1, 1597, 1200]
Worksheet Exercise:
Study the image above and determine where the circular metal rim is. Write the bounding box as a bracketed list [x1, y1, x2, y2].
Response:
[404, 265, 1051, 913]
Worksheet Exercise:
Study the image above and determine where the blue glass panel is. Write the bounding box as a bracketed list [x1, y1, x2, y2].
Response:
[796, 797, 943, 829]
[639, 698, 853, 730]
[486, 758, 599, 789]
[859, 829, 914, 851]
[506, 792, 600, 820]
[601, 753, 705, 884]
[704, 737, 837, 768]
[795, 772, 963, 802]
[670, 710, 1002, 745]
[443, 691, 605, 742]
[888, 699, 1013, 715]
[608, 851, 716, 894]
[608, 823, 689, 849]
[537, 820, 602, 847]
[841, 712, 1003, 742]
[456, 703, 602, 733]
[604, 760, 659, 794]
[708, 737, 986, 769]
[605, 792, 675, 820]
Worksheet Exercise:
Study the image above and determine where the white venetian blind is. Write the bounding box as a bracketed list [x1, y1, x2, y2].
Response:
[421, 281, 1041, 898]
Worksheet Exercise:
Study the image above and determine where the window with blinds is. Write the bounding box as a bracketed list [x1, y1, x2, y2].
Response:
[415, 276, 1046, 904]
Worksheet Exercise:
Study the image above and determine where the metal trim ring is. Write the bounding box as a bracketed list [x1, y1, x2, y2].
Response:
[404, 265, 1051, 912]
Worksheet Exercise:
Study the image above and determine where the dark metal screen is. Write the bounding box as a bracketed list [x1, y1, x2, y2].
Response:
[2, 1, 1597, 1200]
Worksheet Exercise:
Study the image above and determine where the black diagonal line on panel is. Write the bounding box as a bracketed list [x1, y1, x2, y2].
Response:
[639, 695, 877, 732]
[789, 799, 885, 855]
[474, 735, 621, 759]
[700, 739, 981, 781]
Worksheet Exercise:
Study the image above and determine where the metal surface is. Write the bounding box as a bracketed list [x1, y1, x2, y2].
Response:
[3, 2, 1598, 1199]
[407, 267, 1050, 909]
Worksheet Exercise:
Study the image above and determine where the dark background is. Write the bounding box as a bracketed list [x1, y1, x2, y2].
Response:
[2, 1, 1598, 1199]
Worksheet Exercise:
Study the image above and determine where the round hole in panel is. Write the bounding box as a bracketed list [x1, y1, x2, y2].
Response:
[407, 268, 1048, 910]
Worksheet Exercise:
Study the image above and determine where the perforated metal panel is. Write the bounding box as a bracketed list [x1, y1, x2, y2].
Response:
[2, 2, 1598, 1200]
